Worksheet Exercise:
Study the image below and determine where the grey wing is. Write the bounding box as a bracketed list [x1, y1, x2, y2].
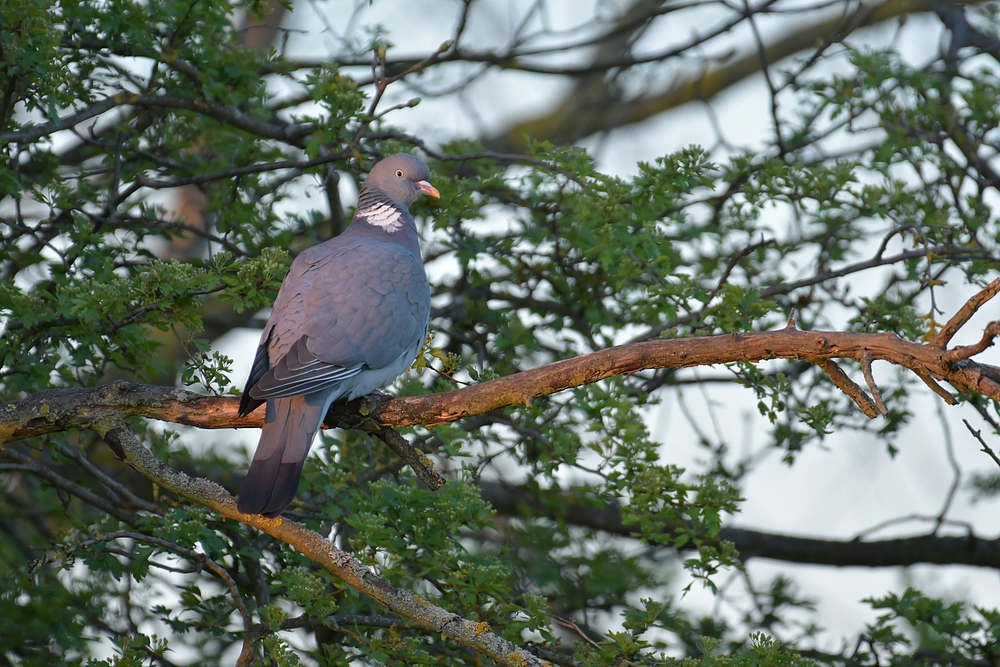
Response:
[249, 241, 428, 402]
[241, 250, 320, 410]
[247, 244, 364, 402]
[238, 327, 273, 416]
[250, 335, 365, 399]
[307, 242, 430, 375]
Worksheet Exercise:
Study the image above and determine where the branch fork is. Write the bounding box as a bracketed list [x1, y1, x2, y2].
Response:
[814, 278, 1000, 419]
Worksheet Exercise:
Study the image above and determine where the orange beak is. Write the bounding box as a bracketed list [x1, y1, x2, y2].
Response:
[418, 180, 440, 199]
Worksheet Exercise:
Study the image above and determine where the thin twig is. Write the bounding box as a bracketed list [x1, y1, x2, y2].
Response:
[935, 278, 1000, 347]
[943, 321, 1000, 363]
[553, 616, 602, 649]
[933, 400, 961, 533]
[0, 447, 137, 524]
[429, 365, 472, 386]
[816, 359, 878, 419]
[859, 352, 889, 417]
[696, 236, 775, 322]
[963, 419, 1000, 470]
[52, 441, 160, 513]
[912, 366, 958, 405]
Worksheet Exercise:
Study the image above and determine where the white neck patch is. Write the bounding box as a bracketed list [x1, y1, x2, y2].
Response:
[359, 201, 404, 232]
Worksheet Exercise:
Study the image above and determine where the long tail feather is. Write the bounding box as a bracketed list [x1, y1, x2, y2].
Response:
[237, 394, 328, 517]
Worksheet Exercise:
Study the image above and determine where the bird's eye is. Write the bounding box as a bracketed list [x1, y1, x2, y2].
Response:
[395, 169, 404, 178]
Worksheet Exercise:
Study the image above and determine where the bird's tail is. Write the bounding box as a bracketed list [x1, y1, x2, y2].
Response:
[237, 394, 328, 517]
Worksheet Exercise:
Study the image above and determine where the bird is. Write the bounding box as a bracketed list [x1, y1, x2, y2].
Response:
[236, 153, 438, 517]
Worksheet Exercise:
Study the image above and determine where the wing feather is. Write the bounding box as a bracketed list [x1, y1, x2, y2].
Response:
[246, 225, 430, 404]
[239, 327, 274, 416]
[250, 336, 364, 400]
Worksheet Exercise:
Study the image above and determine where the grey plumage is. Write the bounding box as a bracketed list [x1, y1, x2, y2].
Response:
[237, 153, 438, 517]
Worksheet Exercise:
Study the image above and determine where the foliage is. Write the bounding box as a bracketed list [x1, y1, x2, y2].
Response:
[1, 1, 999, 666]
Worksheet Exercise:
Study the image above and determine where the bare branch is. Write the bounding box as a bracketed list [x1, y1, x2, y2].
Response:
[943, 321, 1000, 364]
[964, 418, 1000, 470]
[816, 359, 879, 419]
[936, 279, 1000, 347]
[859, 351, 889, 417]
[913, 366, 960, 406]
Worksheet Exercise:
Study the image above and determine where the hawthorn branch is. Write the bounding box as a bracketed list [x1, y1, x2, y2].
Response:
[815, 359, 879, 418]
[1, 282, 997, 666]
[2, 281, 999, 441]
[96, 423, 541, 667]
[859, 352, 889, 417]
[935, 279, 1000, 347]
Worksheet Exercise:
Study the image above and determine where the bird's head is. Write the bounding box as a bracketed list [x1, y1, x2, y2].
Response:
[364, 153, 440, 207]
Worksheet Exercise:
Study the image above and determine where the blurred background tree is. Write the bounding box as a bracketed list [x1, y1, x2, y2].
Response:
[2, 0, 1000, 665]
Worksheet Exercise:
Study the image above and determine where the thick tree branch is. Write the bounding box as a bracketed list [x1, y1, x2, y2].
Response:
[477, 481, 1000, 569]
[3, 279, 998, 442]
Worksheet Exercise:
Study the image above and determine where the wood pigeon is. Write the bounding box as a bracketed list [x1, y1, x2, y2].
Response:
[237, 153, 438, 517]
